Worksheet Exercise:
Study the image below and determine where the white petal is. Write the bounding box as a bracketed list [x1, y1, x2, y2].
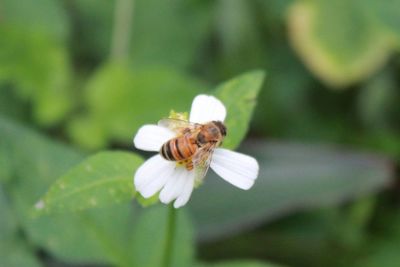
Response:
[173, 174, 195, 208]
[134, 155, 175, 195]
[133, 125, 175, 152]
[140, 163, 176, 198]
[210, 148, 259, 190]
[159, 167, 189, 204]
[189, 94, 227, 123]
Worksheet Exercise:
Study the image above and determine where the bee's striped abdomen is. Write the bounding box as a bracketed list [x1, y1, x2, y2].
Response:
[160, 140, 174, 161]
[160, 136, 197, 162]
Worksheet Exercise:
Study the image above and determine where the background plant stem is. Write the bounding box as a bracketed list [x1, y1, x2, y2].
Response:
[110, 0, 134, 61]
[162, 205, 177, 267]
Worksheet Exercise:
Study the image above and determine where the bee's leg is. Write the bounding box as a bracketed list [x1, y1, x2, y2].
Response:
[176, 159, 193, 171]
[182, 128, 191, 134]
[185, 159, 194, 171]
[176, 160, 185, 167]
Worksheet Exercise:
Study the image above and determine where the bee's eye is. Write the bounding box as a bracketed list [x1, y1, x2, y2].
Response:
[209, 127, 219, 135]
[213, 121, 227, 136]
[197, 133, 206, 144]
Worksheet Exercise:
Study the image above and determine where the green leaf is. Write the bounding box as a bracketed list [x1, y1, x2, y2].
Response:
[189, 140, 394, 241]
[0, 240, 43, 267]
[0, 186, 18, 241]
[1, 0, 69, 41]
[35, 152, 143, 215]
[355, 241, 400, 267]
[131, 206, 194, 267]
[288, 0, 390, 87]
[0, 116, 137, 265]
[214, 70, 265, 149]
[20, 200, 136, 266]
[353, 213, 400, 267]
[69, 63, 205, 149]
[0, 0, 73, 125]
[364, 0, 400, 45]
[0, 29, 73, 126]
[136, 192, 159, 207]
[197, 261, 283, 267]
[0, 86, 30, 122]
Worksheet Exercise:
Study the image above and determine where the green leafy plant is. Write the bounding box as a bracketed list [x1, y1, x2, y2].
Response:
[33, 71, 272, 267]
[1, 1, 399, 267]
[37, 70, 265, 214]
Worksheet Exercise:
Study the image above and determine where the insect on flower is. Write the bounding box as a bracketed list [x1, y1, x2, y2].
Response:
[133, 94, 259, 208]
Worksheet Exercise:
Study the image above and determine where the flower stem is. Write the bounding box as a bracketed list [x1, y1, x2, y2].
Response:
[162, 204, 177, 267]
[110, 0, 134, 61]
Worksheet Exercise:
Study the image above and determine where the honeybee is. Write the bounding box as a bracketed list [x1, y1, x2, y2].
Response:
[159, 118, 227, 180]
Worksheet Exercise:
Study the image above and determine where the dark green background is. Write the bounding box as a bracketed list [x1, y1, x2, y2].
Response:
[1, 0, 400, 267]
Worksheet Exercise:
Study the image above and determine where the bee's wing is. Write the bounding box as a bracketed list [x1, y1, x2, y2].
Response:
[192, 142, 218, 183]
[158, 118, 197, 134]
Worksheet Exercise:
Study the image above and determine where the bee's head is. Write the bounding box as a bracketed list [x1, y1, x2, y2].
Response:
[213, 121, 227, 137]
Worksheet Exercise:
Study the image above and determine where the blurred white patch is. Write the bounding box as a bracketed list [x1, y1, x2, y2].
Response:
[35, 200, 45, 210]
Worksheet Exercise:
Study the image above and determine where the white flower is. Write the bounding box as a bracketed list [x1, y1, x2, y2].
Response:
[133, 95, 259, 208]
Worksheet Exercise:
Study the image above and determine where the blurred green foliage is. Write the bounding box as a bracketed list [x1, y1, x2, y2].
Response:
[1, 0, 400, 267]
[68, 63, 206, 149]
[39, 70, 265, 217]
[215, 70, 264, 149]
[0, 0, 74, 125]
[35, 151, 142, 215]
